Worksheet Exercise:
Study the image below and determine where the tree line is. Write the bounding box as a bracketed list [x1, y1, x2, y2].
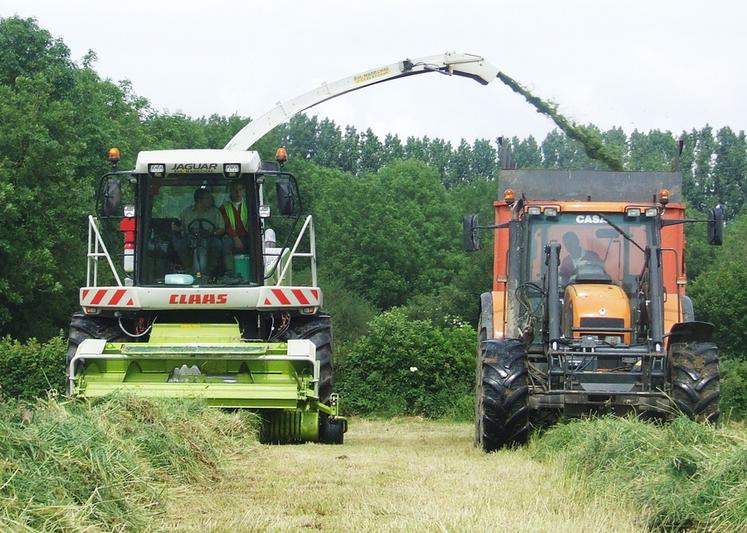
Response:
[0, 16, 744, 364]
[277, 115, 747, 218]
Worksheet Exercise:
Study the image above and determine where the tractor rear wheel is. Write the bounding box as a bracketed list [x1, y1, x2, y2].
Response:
[284, 314, 334, 404]
[670, 341, 720, 423]
[476, 339, 530, 451]
[66, 313, 127, 394]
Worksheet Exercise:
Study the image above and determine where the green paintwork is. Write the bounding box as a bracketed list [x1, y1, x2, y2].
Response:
[72, 322, 347, 443]
[148, 322, 243, 343]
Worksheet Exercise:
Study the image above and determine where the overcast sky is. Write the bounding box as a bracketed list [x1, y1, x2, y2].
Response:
[3, 1, 745, 146]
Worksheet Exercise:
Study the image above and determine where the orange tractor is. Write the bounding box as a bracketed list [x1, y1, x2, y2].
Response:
[464, 168, 724, 451]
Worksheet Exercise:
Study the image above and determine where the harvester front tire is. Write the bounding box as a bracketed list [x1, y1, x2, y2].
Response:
[66, 313, 127, 394]
[476, 339, 530, 451]
[284, 314, 334, 404]
[670, 341, 720, 423]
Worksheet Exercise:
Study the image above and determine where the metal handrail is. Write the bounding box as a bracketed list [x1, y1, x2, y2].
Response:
[273, 215, 317, 286]
[87, 213, 316, 289]
[87, 215, 122, 287]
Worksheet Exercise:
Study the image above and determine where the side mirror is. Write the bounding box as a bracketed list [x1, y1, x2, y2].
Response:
[276, 179, 295, 216]
[708, 205, 724, 245]
[463, 214, 480, 251]
[102, 177, 122, 216]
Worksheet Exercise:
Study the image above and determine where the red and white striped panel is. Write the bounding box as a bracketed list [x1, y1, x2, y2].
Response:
[80, 287, 137, 308]
[259, 287, 321, 308]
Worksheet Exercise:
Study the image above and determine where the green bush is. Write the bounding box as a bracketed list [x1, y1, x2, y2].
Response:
[0, 396, 257, 531]
[319, 275, 378, 345]
[336, 308, 475, 419]
[0, 336, 66, 400]
[721, 357, 747, 420]
[531, 416, 747, 531]
[690, 260, 747, 358]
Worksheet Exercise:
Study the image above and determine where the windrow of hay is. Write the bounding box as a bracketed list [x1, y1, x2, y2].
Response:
[497, 71, 625, 171]
[0, 396, 257, 532]
[530, 416, 747, 532]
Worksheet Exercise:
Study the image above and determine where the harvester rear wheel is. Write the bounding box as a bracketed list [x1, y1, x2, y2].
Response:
[319, 415, 344, 444]
[66, 313, 127, 394]
[476, 339, 530, 451]
[284, 314, 334, 404]
[670, 341, 720, 423]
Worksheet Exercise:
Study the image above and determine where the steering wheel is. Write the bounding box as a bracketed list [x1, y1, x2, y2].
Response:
[573, 260, 612, 283]
[187, 218, 217, 237]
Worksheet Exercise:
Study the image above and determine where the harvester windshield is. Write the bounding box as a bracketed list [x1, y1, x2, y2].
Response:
[527, 213, 653, 291]
[140, 175, 259, 287]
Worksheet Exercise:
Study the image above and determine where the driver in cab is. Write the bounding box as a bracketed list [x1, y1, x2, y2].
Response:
[560, 232, 604, 285]
[172, 187, 225, 274]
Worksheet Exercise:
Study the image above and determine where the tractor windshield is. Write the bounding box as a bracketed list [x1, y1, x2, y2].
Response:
[139, 175, 259, 287]
[527, 213, 653, 293]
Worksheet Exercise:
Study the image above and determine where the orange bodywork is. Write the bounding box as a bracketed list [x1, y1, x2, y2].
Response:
[491, 200, 688, 340]
[563, 284, 632, 343]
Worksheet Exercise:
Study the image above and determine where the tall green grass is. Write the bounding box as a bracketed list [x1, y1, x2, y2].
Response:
[531, 416, 747, 531]
[0, 396, 257, 531]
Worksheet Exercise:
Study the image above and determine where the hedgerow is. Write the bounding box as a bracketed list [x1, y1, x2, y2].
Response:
[335, 308, 475, 419]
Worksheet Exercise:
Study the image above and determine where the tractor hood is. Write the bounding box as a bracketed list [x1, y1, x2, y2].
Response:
[562, 283, 632, 344]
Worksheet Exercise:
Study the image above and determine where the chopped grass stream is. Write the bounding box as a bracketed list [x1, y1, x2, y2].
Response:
[497, 71, 625, 171]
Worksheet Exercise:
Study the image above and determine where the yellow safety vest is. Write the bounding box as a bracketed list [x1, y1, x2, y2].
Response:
[224, 201, 248, 231]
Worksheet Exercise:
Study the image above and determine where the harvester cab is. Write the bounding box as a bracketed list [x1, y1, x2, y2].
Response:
[68, 147, 345, 444]
[465, 169, 724, 451]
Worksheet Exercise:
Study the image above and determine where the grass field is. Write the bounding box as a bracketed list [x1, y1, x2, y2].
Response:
[159, 418, 642, 532]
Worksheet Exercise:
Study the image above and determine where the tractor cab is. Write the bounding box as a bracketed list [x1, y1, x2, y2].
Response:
[525, 210, 655, 346]
[464, 169, 724, 450]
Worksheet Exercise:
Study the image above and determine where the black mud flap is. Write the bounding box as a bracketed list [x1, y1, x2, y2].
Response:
[668, 321, 714, 346]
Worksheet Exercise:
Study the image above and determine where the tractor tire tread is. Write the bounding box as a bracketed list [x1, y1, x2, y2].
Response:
[670, 341, 720, 423]
[475, 339, 531, 451]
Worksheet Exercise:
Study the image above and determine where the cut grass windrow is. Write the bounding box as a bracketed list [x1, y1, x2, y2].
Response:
[0, 396, 258, 531]
[530, 416, 747, 532]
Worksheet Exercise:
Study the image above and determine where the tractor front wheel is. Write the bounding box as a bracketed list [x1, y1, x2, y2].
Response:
[475, 339, 530, 451]
[670, 341, 720, 423]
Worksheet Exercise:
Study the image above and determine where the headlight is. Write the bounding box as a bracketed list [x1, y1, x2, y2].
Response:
[224, 163, 241, 177]
[148, 163, 165, 177]
[543, 207, 558, 217]
[625, 207, 641, 217]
